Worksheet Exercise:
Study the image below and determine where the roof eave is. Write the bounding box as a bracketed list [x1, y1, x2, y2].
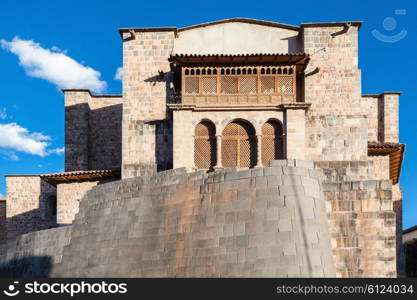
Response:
[118, 27, 178, 39]
[61, 89, 122, 98]
[118, 18, 301, 39]
[362, 91, 403, 98]
[178, 18, 300, 32]
[301, 21, 363, 29]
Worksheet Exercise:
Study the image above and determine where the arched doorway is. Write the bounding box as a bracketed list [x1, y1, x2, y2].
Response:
[261, 120, 284, 166]
[194, 120, 216, 170]
[222, 120, 256, 168]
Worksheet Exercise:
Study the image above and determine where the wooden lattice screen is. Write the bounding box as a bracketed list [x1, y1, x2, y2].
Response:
[194, 121, 216, 169]
[181, 65, 296, 104]
[261, 120, 284, 166]
[222, 121, 256, 168]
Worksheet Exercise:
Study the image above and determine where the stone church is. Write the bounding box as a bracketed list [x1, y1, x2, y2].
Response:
[0, 18, 405, 278]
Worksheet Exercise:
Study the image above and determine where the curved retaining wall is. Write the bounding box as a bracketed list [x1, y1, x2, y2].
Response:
[0, 226, 72, 277]
[1, 160, 336, 277]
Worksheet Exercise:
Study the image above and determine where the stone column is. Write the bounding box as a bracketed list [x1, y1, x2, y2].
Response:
[214, 135, 223, 169]
[255, 135, 263, 168]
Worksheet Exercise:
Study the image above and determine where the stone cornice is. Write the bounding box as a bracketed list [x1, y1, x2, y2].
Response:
[362, 92, 403, 98]
[61, 89, 122, 98]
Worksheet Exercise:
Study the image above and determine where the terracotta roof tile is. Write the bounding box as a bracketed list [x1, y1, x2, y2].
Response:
[368, 142, 405, 185]
[40, 169, 120, 185]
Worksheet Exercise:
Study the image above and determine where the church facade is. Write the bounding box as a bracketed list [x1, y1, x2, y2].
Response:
[2, 18, 405, 277]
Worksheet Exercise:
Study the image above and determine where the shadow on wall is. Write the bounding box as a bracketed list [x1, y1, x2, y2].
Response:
[280, 36, 301, 53]
[144, 119, 173, 172]
[405, 239, 417, 277]
[0, 256, 53, 277]
[88, 104, 122, 170]
[7, 209, 57, 240]
[144, 72, 174, 172]
[65, 103, 122, 171]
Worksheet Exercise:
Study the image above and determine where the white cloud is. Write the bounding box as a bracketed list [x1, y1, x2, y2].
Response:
[114, 67, 123, 81]
[0, 193, 4, 198]
[9, 153, 19, 160]
[0, 108, 6, 119]
[0, 149, 19, 161]
[0, 122, 63, 157]
[0, 37, 106, 93]
[47, 147, 64, 155]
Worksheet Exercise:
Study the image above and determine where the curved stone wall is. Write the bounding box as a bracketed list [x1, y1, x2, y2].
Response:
[53, 160, 334, 277]
[1, 160, 335, 277]
[0, 226, 72, 277]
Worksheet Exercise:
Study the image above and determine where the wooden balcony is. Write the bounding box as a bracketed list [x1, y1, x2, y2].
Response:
[178, 65, 296, 105]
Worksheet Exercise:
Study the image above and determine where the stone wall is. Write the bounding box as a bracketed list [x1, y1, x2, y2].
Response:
[5, 176, 56, 240]
[64, 90, 122, 171]
[56, 181, 100, 224]
[316, 161, 396, 277]
[392, 184, 404, 276]
[121, 30, 175, 178]
[303, 24, 368, 162]
[0, 200, 6, 244]
[52, 160, 334, 277]
[0, 226, 72, 277]
[369, 155, 390, 181]
[0, 161, 333, 277]
[0, 159, 400, 277]
[381, 93, 400, 143]
[362, 95, 380, 142]
[65, 90, 89, 171]
[88, 96, 123, 170]
[362, 93, 400, 143]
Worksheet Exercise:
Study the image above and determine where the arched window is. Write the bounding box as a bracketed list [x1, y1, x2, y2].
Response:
[262, 120, 284, 165]
[222, 120, 256, 168]
[194, 121, 216, 169]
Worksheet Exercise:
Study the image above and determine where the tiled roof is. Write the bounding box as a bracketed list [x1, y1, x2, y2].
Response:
[170, 53, 310, 68]
[368, 142, 405, 185]
[40, 169, 121, 185]
[171, 53, 307, 57]
[368, 142, 403, 149]
[404, 225, 417, 234]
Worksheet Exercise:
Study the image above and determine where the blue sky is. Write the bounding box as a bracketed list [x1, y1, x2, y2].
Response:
[0, 0, 416, 228]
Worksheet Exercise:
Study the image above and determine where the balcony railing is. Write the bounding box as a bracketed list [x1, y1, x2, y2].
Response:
[179, 65, 296, 105]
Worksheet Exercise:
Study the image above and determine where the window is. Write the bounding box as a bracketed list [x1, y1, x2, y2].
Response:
[222, 120, 256, 168]
[181, 65, 296, 104]
[262, 120, 284, 165]
[194, 121, 216, 169]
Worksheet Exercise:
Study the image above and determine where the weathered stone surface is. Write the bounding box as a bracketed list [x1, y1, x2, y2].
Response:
[0, 200, 6, 244]
[320, 162, 397, 278]
[0, 226, 72, 277]
[1, 162, 335, 278]
[64, 90, 122, 171]
[5, 176, 56, 240]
